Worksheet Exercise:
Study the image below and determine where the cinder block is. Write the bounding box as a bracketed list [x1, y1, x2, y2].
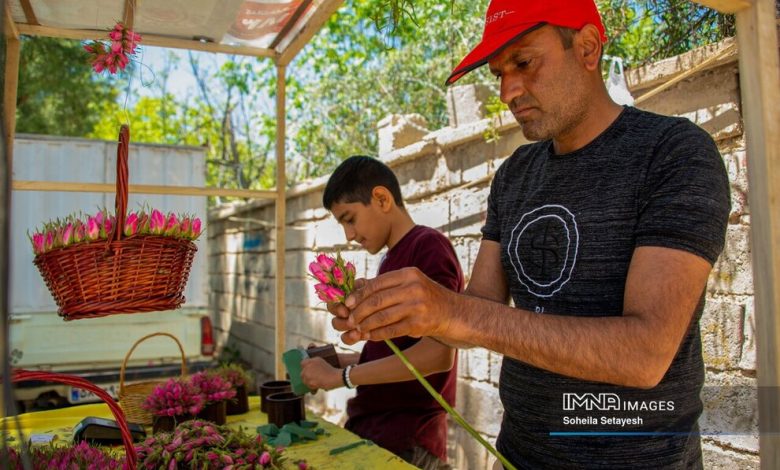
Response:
[700, 299, 745, 371]
[377, 114, 429, 155]
[446, 84, 494, 127]
[702, 442, 758, 470]
[489, 352, 503, 385]
[710, 225, 752, 295]
[456, 380, 503, 436]
[739, 298, 755, 371]
[458, 348, 490, 382]
[409, 198, 451, 233]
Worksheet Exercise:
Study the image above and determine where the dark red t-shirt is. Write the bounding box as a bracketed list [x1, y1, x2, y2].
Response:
[345, 225, 463, 461]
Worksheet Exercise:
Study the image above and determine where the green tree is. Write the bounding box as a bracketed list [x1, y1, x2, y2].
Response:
[17, 37, 121, 136]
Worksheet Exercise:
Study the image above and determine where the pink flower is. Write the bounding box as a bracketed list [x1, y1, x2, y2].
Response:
[87, 217, 99, 240]
[45, 231, 55, 250]
[150, 209, 165, 234]
[332, 266, 345, 286]
[346, 261, 356, 277]
[314, 283, 331, 302]
[316, 253, 336, 270]
[164, 213, 179, 235]
[94, 210, 104, 226]
[180, 218, 191, 237]
[259, 451, 271, 466]
[62, 223, 74, 246]
[92, 58, 105, 73]
[124, 213, 139, 236]
[109, 30, 122, 41]
[298, 461, 308, 470]
[102, 215, 114, 237]
[32, 233, 45, 254]
[74, 222, 86, 243]
[309, 262, 330, 283]
[191, 218, 202, 238]
[325, 285, 345, 302]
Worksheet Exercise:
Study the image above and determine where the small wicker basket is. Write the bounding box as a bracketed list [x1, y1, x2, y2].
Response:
[33, 125, 197, 320]
[118, 332, 187, 426]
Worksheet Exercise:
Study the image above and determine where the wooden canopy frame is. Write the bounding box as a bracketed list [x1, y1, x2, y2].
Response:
[2, 0, 345, 384]
[1, 1, 779, 467]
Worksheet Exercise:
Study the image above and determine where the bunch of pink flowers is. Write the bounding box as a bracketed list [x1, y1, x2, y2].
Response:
[190, 371, 237, 404]
[134, 420, 289, 469]
[0, 441, 124, 469]
[29, 208, 203, 256]
[84, 22, 141, 74]
[309, 253, 356, 303]
[142, 378, 205, 418]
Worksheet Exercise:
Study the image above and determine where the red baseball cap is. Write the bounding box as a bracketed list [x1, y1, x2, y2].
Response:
[446, 0, 608, 85]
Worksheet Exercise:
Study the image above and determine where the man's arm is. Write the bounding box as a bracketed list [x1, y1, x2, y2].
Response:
[432, 241, 510, 348]
[344, 244, 712, 389]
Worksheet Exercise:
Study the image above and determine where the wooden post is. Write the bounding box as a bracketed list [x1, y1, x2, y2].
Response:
[3, 5, 18, 164]
[735, 0, 780, 468]
[275, 64, 287, 379]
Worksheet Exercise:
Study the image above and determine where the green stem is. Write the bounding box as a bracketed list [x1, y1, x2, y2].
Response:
[383, 339, 517, 470]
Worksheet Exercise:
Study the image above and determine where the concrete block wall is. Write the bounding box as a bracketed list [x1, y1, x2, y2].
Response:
[209, 40, 757, 468]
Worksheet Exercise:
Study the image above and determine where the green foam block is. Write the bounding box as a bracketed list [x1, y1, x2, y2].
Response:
[282, 348, 311, 395]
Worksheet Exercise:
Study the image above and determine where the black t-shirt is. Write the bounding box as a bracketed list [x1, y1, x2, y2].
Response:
[482, 107, 730, 469]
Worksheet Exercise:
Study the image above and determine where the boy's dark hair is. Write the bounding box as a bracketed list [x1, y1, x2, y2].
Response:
[322, 156, 405, 210]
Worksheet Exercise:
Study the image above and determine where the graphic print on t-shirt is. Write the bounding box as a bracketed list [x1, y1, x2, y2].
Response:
[507, 204, 579, 298]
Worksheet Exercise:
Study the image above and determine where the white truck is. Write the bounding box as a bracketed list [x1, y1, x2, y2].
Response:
[9, 134, 215, 411]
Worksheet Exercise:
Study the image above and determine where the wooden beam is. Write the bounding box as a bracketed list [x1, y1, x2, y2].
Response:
[274, 65, 287, 380]
[19, 0, 38, 25]
[735, 1, 780, 469]
[692, 0, 752, 13]
[123, 0, 136, 31]
[269, 0, 313, 50]
[11, 181, 278, 199]
[16, 24, 278, 59]
[277, 0, 344, 65]
[4, 3, 18, 40]
[3, 6, 20, 175]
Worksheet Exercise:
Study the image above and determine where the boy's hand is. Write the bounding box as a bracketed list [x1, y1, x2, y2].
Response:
[339, 267, 456, 345]
[300, 357, 343, 393]
[327, 278, 367, 341]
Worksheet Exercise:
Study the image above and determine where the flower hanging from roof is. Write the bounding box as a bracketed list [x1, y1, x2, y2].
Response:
[84, 22, 142, 74]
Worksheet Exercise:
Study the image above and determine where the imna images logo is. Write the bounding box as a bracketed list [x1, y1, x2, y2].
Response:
[562, 393, 675, 412]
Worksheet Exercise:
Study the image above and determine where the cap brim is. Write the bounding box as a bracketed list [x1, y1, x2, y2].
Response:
[446, 22, 546, 86]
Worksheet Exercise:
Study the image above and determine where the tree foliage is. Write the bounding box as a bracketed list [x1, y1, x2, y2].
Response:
[17, 37, 121, 136]
[17, 0, 737, 195]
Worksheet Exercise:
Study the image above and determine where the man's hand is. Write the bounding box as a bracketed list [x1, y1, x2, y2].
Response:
[300, 357, 342, 393]
[336, 267, 458, 345]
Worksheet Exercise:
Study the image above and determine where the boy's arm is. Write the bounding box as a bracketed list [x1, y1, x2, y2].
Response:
[300, 338, 454, 392]
[338, 352, 361, 367]
[348, 337, 455, 385]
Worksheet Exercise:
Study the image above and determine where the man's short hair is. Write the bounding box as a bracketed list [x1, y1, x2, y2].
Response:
[322, 155, 405, 210]
[555, 26, 577, 49]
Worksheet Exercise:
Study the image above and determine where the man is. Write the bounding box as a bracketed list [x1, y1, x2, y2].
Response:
[328, 0, 731, 468]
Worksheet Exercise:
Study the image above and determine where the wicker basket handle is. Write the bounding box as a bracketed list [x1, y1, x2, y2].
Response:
[114, 125, 130, 243]
[12, 370, 138, 469]
[119, 332, 187, 395]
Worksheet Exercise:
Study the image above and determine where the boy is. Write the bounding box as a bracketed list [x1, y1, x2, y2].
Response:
[300, 155, 463, 470]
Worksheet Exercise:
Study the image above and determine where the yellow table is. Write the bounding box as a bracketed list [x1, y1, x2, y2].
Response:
[1, 396, 415, 469]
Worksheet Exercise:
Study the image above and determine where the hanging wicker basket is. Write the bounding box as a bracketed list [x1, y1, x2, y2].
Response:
[32, 125, 197, 320]
[118, 332, 187, 426]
